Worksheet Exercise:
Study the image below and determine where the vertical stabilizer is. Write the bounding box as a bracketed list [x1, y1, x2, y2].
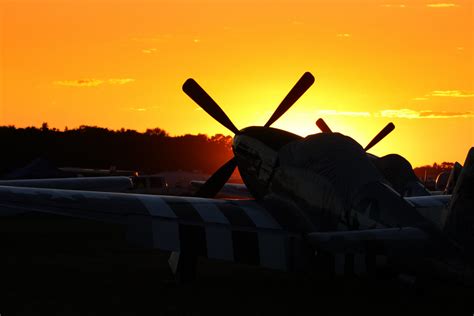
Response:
[444, 148, 474, 253]
[445, 162, 463, 194]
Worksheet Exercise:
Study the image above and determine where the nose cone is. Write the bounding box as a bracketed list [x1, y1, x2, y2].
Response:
[233, 133, 278, 199]
[235, 126, 302, 151]
[232, 126, 302, 199]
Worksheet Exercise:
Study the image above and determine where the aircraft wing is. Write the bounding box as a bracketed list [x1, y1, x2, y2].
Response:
[0, 185, 290, 271]
[190, 180, 252, 198]
[304, 196, 450, 255]
[306, 227, 434, 276]
[0, 176, 134, 192]
[307, 227, 430, 255]
[405, 195, 451, 229]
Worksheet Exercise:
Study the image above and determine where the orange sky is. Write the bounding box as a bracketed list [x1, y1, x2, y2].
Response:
[1, 0, 472, 166]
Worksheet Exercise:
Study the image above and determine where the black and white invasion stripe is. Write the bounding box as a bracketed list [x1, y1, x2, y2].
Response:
[138, 195, 290, 271]
[0, 186, 291, 271]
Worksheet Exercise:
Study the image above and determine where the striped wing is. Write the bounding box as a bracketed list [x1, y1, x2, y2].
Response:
[405, 195, 451, 208]
[0, 176, 134, 192]
[405, 195, 451, 229]
[307, 227, 430, 277]
[0, 185, 290, 270]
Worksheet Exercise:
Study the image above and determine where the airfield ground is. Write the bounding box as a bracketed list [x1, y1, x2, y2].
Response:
[0, 180, 471, 315]
[0, 247, 471, 316]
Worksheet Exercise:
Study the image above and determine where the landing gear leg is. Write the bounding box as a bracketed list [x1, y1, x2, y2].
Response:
[168, 251, 197, 284]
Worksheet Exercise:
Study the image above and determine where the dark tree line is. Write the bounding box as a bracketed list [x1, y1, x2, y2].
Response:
[413, 162, 455, 182]
[1, 123, 455, 180]
[0, 124, 233, 175]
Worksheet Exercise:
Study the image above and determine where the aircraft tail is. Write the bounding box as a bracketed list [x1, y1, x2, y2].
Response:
[443, 147, 474, 254]
[444, 162, 463, 194]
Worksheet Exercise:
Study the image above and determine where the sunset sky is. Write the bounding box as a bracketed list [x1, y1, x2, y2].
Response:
[1, 0, 472, 166]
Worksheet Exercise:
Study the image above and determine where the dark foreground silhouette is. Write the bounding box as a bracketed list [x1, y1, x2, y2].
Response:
[0, 249, 471, 315]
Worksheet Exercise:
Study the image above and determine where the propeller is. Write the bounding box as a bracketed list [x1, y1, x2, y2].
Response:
[315, 118, 394, 151]
[264, 72, 315, 127]
[183, 72, 315, 198]
[194, 158, 237, 198]
[315, 118, 332, 133]
[364, 122, 395, 151]
[182, 79, 240, 135]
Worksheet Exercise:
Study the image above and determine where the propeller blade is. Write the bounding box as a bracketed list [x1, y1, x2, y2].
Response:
[364, 122, 395, 151]
[316, 118, 332, 133]
[264, 72, 315, 127]
[195, 158, 237, 198]
[183, 79, 240, 135]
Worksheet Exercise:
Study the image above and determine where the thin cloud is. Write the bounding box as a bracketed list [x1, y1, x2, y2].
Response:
[317, 110, 370, 117]
[426, 3, 458, 7]
[142, 48, 157, 54]
[316, 108, 474, 119]
[381, 4, 406, 8]
[54, 78, 135, 87]
[121, 106, 158, 112]
[54, 79, 104, 87]
[412, 97, 428, 101]
[337, 33, 351, 38]
[379, 109, 474, 119]
[129, 107, 147, 112]
[380, 109, 423, 119]
[429, 90, 473, 97]
[107, 78, 135, 85]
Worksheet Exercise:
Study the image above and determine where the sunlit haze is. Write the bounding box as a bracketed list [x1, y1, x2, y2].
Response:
[1, 0, 472, 166]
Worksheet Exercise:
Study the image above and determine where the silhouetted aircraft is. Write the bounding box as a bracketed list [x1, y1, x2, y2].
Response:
[190, 180, 252, 198]
[0, 72, 472, 287]
[58, 167, 138, 177]
[444, 162, 463, 194]
[0, 175, 170, 195]
[0, 157, 72, 179]
[0, 177, 134, 192]
[315, 118, 432, 197]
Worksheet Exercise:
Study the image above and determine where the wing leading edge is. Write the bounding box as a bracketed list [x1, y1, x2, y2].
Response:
[0, 185, 291, 271]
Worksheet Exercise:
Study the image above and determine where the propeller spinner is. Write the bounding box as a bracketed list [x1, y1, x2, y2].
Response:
[183, 72, 315, 198]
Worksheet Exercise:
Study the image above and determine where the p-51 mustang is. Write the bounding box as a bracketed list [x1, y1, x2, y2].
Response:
[315, 118, 433, 197]
[0, 72, 472, 286]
